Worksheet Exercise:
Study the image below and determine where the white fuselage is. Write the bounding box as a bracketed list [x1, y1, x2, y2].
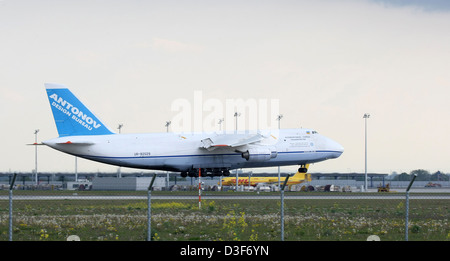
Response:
[43, 128, 343, 174]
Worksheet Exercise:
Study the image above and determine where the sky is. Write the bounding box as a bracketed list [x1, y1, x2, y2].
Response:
[1, 0, 449, 174]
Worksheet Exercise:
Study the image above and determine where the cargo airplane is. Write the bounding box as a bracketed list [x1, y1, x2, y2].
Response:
[220, 168, 312, 187]
[42, 83, 344, 177]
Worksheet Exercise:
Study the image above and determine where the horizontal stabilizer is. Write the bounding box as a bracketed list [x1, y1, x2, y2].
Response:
[56, 140, 96, 145]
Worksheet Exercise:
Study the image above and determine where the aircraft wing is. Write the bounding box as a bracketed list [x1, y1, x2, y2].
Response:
[200, 133, 265, 151]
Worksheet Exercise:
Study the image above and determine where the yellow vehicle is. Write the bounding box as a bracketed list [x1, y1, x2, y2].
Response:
[220, 165, 312, 187]
[377, 183, 390, 192]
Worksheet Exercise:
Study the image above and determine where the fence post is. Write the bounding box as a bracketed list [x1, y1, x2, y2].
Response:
[198, 168, 202, 209]
[280, 174, 290, 241]
[9, 173, 17, 241]
[405, 174, 417, 241]
[147, 174, 157, 241]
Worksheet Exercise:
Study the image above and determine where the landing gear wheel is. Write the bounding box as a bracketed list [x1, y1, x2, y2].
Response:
[298, 166, 308, 173]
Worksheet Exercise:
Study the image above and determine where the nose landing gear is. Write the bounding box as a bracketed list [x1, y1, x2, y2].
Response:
[298, 165, 308, 173]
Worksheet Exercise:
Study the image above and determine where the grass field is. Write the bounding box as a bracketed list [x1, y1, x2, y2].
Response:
[1, 191, 449, 241]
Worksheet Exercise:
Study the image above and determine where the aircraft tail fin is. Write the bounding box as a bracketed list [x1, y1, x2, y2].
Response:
[45, 83, 115, 137]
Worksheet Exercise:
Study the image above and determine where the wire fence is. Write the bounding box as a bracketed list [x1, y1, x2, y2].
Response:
[1, 175, 449, 241]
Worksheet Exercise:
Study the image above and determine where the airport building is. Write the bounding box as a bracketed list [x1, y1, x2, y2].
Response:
[1, 171, 449, 191]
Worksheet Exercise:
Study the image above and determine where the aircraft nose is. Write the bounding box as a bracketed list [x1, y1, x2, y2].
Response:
[327, 138, 344, 158]
[334, 141, 344, 153]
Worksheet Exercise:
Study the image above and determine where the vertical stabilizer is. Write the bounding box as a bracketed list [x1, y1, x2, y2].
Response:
[45, 83, 115, 137]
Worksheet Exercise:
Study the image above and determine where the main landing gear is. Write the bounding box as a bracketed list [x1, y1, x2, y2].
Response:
[180, 168, 231, 178]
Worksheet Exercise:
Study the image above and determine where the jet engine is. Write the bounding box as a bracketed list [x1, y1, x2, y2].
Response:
[241, 148, 277, 162]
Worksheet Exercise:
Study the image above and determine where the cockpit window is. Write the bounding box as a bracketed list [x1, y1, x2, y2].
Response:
[305, 130, 318, 135]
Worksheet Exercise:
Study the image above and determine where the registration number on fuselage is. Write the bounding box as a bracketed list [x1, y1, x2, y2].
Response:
[134, 152, 152, 157]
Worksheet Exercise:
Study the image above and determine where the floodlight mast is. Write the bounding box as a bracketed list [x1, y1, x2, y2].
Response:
[34, 129, 39, 185]
[234, 112, 241, 133]
[276, 114, 283, 189]
[233, 112, 241, 191]
[218, 118, 224, 132]
[117, 124, 123, 178]
[276, 114, 283, 129]
[363, 113, 370, 191]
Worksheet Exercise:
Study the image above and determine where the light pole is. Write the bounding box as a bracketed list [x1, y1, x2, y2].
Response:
[276, 114, 283, 129]
[117, 124, 123, 178]
[363, 113, 370, 191]
[233, 112, 241, 133]
[276, 114, 283, 190]
[233, 112, 241, 190]
[218, 118, 225, 189]
[34, 129, 39, 185]
[75, 156, 78, 182]
[218, 118, 224, 132]
[164, 121, 171, 187]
